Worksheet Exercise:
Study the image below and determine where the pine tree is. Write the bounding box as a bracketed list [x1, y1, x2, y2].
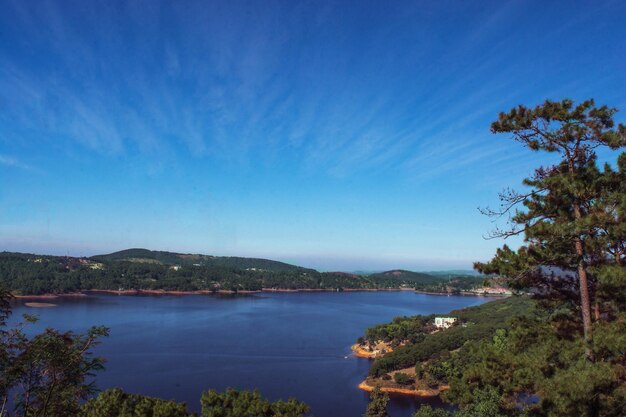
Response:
[363, 386, 390, 417]
[475, 99, 626, 359]
[413, 404, 450, 417]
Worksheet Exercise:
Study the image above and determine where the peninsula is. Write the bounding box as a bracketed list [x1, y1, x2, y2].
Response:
[352, 296, 534, 397]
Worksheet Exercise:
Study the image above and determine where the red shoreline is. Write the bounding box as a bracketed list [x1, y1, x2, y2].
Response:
[14, 292, 87, 300]
[13, 287, 497, 298]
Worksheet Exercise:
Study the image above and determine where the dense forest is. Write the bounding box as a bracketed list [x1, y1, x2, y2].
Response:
[0, 250, 484, 296]
[91, 248, 309, 272]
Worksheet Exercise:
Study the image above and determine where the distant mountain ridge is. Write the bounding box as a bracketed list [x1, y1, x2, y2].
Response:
[91, 248, 311, 273]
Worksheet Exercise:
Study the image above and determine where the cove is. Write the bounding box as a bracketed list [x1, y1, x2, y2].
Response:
[11, 291, 487, 417]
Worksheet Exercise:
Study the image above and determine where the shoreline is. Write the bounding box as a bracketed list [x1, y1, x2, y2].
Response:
[86, 289, 261, 296]
[356, 363, 450, 398]
[14, 292, 87, 300]
[357, 380, 447, 398]
[351, 342, 396, 359]
[12, 287, 496, 299]
[351, 343, 377, 359]
[414, 290, 510, 298]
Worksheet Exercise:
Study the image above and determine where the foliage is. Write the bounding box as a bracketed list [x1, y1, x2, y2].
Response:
[363, 386, 390, 417]
[366, 297, 535, 377]
[364, 314, 431, 346]
[81, 387, 312, 417]
[0, 251, 483, 296]
[420, 99, 626, 417]
[424, 360, 451, 384]
[79, 388, 193, 417]
[412, 405, 450, 417]
[453, 387, 506, 417]
[475, 99, 626, 354]
[368, 271, 483, 293]
[393, 372, 413, 386]
[442, 313, 626, 417]
[200, 388, 309, 417]
[0, 289, 109, 417]
[411, 315, 626, 416]
[92, 248, 310, 273]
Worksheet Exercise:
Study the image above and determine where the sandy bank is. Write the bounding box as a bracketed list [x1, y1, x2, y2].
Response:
[24, 302, 57, 308]
[357, 364, 449, 398]
[351, 342, 395, 359]
[351, 344, 377, 358]
[357, 380, 447, 397]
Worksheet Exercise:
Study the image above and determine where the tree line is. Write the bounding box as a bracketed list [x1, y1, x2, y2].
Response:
[0, 252, 481, 295]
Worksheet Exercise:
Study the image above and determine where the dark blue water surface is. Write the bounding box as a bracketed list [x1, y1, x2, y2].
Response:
[11, 292, 486, 417]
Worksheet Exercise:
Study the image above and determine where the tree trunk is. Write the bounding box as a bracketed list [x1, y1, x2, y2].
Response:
[574, 235, 593, 361]
[568, 154, 594, 360]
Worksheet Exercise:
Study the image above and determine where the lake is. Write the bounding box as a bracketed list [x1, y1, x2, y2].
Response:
[11, 292, 487, 417]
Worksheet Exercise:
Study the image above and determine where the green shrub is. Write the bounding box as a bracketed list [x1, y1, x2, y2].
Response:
[393, 372, 413, 386]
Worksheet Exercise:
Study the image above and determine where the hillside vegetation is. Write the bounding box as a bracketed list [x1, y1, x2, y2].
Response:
[363, 296, 536, 377]
[0, 250, 483, 295]
[92, 248, 310, 272]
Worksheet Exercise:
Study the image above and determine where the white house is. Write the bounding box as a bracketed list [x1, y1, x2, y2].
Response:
[434, 317, 457, 329]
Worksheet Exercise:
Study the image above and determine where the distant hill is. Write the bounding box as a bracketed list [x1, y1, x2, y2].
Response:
[424, 270, 482, 277]
[0, 249, 485, 296]
[91, 248, 311, 273]
[367, 270, 442, 285]
[366, 269, 485, 292]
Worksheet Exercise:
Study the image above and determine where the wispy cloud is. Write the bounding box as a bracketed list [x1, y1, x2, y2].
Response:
[0, 154, 36, 171]
[0, 0, 624, 264]
[1, 0, 624, 181]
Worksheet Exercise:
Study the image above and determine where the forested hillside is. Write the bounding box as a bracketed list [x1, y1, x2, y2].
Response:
[91, 248, 310, 272]
[0, 250, 482, 295]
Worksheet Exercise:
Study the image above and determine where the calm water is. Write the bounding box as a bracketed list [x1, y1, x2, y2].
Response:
[11, 292, 486, 417]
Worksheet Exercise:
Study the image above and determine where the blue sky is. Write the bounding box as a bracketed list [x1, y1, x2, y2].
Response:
[1, 0, 625, 271]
